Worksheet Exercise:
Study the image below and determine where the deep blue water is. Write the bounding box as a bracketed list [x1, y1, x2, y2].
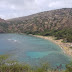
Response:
[0, 34, 71, 68]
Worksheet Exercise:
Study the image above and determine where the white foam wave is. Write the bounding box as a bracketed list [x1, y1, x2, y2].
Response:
[8, 39, 12, 41]
[8, 39, 20, 43]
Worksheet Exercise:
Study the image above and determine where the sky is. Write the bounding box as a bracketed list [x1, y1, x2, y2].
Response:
[0, 0, 72, 19]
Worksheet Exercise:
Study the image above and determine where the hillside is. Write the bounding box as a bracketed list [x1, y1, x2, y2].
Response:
[8, 8, 72, 31]
[0, 18, 9, 33]
[0, 18, 6, 22]
[0, 8, 72, 42]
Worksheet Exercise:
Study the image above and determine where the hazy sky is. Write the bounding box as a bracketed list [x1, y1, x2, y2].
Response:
[0, 0, 72, 19]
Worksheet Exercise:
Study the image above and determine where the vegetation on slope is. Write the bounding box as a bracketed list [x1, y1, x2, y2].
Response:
[0, 55, 72, 72]
[0, 22, 9, 33]
[33, 28, 72, 42]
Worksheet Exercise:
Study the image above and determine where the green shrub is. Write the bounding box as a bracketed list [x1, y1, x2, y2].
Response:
[65, 62, 72, 72]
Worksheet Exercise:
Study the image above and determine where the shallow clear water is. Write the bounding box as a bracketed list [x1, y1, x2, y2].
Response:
[0, 34, 71, 68]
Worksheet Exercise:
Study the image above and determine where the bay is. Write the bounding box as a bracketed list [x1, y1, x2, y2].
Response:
[0, 34, 71, 68]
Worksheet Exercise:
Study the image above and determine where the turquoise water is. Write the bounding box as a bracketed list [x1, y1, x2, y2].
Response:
[0, 34, 71, 68]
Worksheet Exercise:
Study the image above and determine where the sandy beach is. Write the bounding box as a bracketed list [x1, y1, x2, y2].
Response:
[33, 35, 72, 57]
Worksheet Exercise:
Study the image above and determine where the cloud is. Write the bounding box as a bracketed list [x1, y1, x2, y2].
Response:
[48, 0, 72, 9]
[0, 0, 72, 19]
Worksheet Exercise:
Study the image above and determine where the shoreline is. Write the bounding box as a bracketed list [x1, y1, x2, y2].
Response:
[33, 35, 72, 57]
